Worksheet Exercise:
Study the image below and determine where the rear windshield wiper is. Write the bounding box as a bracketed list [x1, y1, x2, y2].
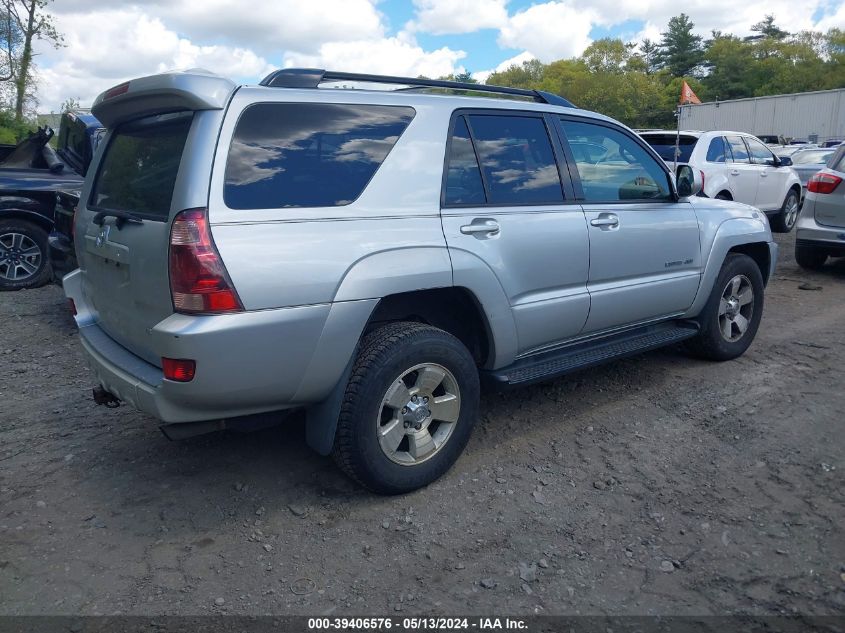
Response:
[92, 210, 144, 229]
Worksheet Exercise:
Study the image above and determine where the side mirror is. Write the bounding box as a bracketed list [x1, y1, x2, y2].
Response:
[676, 165, 703, 197]
[778, 156, 792, 167]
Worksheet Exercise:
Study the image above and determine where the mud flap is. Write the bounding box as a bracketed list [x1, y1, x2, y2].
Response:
[305, 353, 355, 456]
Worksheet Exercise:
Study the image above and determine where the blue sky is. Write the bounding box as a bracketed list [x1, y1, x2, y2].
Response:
[33, 0, 845, 111]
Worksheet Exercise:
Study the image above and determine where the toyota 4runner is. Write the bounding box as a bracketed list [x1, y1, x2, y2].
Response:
[64, 69, 778, 493]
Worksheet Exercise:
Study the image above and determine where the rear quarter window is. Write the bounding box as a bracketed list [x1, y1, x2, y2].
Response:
[224, 103, 415, 210]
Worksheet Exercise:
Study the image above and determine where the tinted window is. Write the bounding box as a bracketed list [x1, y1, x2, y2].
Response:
[746, 137, 775, 164]
[467, 114, 563, 204]
[225, 103, 415, 210]
[706, 137, 728, 163]
[90, 112, 192, 220]
[444, 116, 485, 205]
[640, 134, 697, 163]
[561, 119, 671, 202]
[726, 136, 750, 163]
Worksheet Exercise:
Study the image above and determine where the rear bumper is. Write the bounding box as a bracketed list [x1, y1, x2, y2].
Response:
[63, 269, 374, 424]
[796, 211, 845, 255]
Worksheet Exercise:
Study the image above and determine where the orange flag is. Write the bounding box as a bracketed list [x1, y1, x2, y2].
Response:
[680, 81, 701, 105]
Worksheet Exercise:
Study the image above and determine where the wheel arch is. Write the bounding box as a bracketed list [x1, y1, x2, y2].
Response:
[0, 209, 54, 233]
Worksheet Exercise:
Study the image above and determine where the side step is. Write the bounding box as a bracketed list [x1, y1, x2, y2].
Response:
[483, 321, 699, 388]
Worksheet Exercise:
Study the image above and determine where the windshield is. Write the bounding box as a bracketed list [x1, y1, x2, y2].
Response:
[639, 134, 697, 163]
[791, 149, 835, 165]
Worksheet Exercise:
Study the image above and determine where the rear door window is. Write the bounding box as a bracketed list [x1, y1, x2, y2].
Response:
[443, 116, 486, 205]
[726, 136, 750, 163]
[224, 103, 415, 210]
[466, 114, 564, 204]
[90, 112, 193, 221]
[561, 119, 671, 202]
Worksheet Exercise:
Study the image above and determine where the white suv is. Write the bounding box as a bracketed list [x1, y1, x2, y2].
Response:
[640, 130, 802, 232]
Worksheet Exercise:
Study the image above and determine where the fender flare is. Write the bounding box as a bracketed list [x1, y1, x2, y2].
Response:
[683, 217, 771, 318]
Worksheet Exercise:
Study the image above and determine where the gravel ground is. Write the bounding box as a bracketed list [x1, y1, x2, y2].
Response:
[1, 230, 843, 617]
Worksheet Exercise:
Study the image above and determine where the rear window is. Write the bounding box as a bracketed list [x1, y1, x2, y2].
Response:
[90, 112, 192, 220]
[640, 134, 697, 163]
[224, 103, 415, 210]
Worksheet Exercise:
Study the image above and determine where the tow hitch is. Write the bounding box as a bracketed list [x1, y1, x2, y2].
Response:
[92, 386, 121, 408]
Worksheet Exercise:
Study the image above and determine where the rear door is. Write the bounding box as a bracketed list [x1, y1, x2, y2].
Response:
[725, 136, 759, 205]
[76, 111, 199, 365]
[558, 117, 702, 334]
[440, 110, 590, 355]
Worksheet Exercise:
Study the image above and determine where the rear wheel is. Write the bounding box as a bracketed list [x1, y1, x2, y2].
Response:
[686, 253, 764, 361]
[0, 219, 51, 290]
[795, 243, 828, 270]
[332, 321, 480, 494]
[770, 189, 800, 233]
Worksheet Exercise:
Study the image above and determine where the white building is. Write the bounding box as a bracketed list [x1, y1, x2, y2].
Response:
[678, 88, 845, 143]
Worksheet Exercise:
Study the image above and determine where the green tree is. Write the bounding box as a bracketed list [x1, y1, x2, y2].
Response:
[486, 58, 545, 89]
[637, 38, 660, 74]
[581, 38, 633, 74]
[657, 13, 704, 77]
[1, 0, 62, 122]
[751, 15, 789, 41]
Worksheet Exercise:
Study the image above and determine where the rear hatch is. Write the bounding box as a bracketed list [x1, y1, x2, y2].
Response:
[813, 148, 845, 229]
[75, 71, 234, 366]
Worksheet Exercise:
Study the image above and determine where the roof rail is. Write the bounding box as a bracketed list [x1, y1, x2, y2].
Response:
[259, 68, 575, 108]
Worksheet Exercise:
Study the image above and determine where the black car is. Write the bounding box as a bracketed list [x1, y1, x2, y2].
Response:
[0, 111, 103, 290]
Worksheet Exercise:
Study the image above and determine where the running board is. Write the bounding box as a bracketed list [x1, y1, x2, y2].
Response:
[483, 321, 699, 388]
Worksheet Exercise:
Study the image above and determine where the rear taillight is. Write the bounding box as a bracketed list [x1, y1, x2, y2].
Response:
[807, 173, 842, 194]
[700, 170, 705, 191]
[103, 81, 129, 100]
[169, 208, 243, 314]
[162, 358, 196, 382]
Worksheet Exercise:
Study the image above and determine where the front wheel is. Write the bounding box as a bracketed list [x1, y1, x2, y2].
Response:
[0, 219, 52, 290]
[770, 189, 800, 233]
[332, 322, 480, 494]
[686, 253, 764, 361]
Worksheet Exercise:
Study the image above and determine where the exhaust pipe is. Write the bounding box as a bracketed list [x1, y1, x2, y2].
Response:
[92, 386, 121, 408]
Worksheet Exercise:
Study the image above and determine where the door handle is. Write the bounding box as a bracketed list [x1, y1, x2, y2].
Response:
[460, 219, 500, 236]
[730, 169, 740, 176]
[590, 214, 619, 228]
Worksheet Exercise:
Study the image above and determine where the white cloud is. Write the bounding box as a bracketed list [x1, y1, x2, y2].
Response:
[408, 0, 509, 35]
[498, 2, 595, 62]
[472, 51, 536, 83]
[33, 8, 273, 112]
[283, 37, 466, 80]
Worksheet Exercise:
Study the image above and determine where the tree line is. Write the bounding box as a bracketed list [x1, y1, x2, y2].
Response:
[482, 14, 845, 129]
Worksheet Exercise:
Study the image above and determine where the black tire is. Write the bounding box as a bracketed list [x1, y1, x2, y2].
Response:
[685, 253, 764, 361]
[0, 219, 52, 290]
[795, 243, 827, 270]
[769, 189, 800, 233]
[332, 321, 480, 494]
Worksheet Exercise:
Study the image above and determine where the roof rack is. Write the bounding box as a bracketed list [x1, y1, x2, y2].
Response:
[259, 68, 575, 108]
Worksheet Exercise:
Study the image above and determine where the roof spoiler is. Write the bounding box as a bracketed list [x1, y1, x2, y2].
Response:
[92, 69, 236, 128]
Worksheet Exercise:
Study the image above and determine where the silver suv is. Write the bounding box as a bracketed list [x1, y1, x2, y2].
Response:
[65, 69, 778, 493]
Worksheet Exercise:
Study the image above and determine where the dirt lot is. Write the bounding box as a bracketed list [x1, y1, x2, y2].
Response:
[1, 230, 843, 617]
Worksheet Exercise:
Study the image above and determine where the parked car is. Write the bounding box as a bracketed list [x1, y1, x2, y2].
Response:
[790, 147, 837, 191]
[774, 143, 820, 158]
[821, 139, 843, 148]
[795, 144, 845, 270]
[758, 134, 787, 146]
[64, 69, 777, 494]
[639, 130, 802, 232]
[0, 110, 103, 289]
